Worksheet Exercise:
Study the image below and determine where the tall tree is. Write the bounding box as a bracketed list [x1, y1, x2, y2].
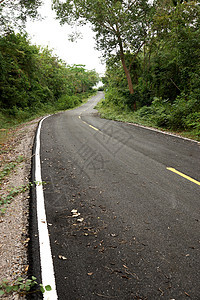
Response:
[53, 0, 154, 110]
[0, 0, 43, 34]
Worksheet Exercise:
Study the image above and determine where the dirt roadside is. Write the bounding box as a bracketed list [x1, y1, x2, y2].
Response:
[0, 118, 42, 299]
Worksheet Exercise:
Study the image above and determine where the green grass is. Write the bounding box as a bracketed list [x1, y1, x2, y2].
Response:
[96, 101, 200, 142]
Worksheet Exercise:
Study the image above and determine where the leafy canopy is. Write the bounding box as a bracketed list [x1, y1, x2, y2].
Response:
[53, 0, 153, 58]
[0, 0, 43, 34]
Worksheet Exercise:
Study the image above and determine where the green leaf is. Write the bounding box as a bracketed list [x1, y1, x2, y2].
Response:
[40, 284, 45, 293]
[17, 277, 24, 282]
[19, 284, 25, 290]
[12, 285, 19, 291]
[45, 285, 52, 291]
[0, 290, 5, 295]
[5, 286, 12, 293]
[31, 276, 37, 281]
[25, 279, 32, 285]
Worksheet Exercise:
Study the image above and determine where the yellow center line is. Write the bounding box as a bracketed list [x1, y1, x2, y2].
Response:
[89, 124, 99, 131]
[78, 115, 100, 132]
[167, 167, 200, 186]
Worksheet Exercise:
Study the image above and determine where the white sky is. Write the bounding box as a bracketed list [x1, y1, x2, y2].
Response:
[26, 0, 106, 76]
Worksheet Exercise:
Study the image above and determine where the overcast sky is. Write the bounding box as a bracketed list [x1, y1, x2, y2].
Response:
[26, 0, 106, 76]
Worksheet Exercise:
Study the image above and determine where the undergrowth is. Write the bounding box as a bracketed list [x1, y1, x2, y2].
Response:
[96, 99, 200, 142]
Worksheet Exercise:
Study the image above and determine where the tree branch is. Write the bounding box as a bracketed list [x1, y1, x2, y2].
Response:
[170, 78, 181, 91]
[127, 0, 138, 13]
[128, 41, 145, 71]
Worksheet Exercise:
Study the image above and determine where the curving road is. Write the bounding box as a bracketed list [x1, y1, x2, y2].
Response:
[30, 92, 200, 299]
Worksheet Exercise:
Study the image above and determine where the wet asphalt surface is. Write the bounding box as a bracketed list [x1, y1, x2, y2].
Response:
[30, 92, 200, 299]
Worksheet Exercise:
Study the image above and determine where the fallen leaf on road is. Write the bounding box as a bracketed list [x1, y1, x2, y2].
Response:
[72, 213, 81, 217]
[123, 265, 128, 269]
[99, 247, 105, 253]
[121, 275, 129, 279]
[87, 272, 93, 276]
[58, 255, 67, 260]
[111, 234, 117, 237]
[77, 218, 84, 222]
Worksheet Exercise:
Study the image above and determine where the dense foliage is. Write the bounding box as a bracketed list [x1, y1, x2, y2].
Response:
[53, 0, 154, 110]
[100, 0, 200, 137]
[0, 32, 99, 127]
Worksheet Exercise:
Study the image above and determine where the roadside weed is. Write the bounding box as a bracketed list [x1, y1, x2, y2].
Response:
[0, 156, 24, 183]
[0, 181, 46, 214]
[0, 276, 51, 296]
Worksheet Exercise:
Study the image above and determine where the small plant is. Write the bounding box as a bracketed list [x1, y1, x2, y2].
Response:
[34, 180, 46, 186]
[0, 183, 29, 214]
[0, 276, 51, 296]
[0, 181, 47, 214]
[0, 156, 24, 183]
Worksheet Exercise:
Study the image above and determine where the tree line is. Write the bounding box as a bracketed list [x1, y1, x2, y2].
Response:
[0, 0, 199, 136]
[101, 0, 200, 134]
[52, 0, 200, 137]
[0, 1, 99, 127]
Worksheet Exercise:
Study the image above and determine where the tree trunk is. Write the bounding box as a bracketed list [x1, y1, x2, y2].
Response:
[118, 39, 137, 111]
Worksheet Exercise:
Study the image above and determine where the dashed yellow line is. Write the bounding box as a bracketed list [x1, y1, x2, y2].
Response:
[78, 115, 100, 132]
[88, 124, 99, 131]
[167, 168, 200, 186]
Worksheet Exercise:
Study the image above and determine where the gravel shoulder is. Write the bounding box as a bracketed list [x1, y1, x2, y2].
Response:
[0, 118, 42, 299]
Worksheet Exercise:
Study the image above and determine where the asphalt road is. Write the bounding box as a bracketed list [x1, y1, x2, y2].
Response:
[30, 92, 200, 299]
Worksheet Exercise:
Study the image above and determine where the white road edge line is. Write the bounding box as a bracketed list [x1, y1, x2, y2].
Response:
[127, 122, 200, 145]
[35, 116, 58, 300]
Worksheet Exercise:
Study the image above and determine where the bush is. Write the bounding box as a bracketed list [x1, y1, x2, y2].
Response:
[105, 88, 128, 109]
[185, 112, 200, 131]
[168, 94, 199, 129]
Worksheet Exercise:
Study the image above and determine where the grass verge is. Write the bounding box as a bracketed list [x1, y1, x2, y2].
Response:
[96, 101, 200, 142]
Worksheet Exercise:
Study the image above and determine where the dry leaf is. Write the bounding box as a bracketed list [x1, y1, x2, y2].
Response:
[72, 213, 81, 217]
[25, 265, 29, 272]
[123, 265, 128, 269]
[58, 255, 67, 260]
[111, 233, 117, 237]
[77, 218, 84, 222]
[87, 272, 93, 276]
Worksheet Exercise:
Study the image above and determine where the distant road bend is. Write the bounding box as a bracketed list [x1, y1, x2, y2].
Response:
[31, 92, 200, 300]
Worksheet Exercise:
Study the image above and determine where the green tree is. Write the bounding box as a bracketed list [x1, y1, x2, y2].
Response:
[151, 0, 200, 100]
[0, 0, 42, 34]
[53, 0, 154, 110]
[0, 32, 99, 115]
